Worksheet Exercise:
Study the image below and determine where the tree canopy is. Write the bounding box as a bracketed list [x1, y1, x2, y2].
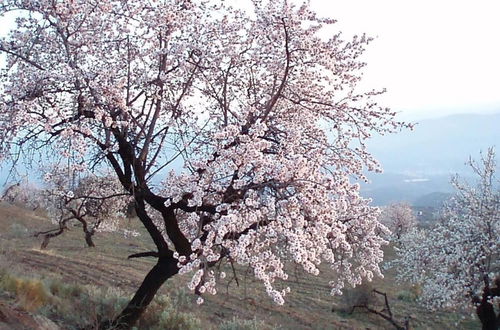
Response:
[0, 0, 408, 327]
[392, 149, 500, 330]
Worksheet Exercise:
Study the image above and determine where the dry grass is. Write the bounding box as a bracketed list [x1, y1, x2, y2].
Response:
[0, 202, 480, 329]
[0, 274, 51, 311]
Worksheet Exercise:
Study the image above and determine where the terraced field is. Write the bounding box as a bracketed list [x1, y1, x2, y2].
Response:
[0, 202, 478, 329]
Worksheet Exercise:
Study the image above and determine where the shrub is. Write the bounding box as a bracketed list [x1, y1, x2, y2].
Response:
[337, 283, 376, 313]
[396, 290, 415, 302]
[0, 270, 203, 329]
[0, 273, 51, 311]
[8, 223, 29, 238]
[136, 291, 201, 330]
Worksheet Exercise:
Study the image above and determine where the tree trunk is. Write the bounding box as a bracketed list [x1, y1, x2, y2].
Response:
[84, 231, 96, 248]
[41, 235, 51, 249]
[476, 300, 499, 330]
[39, 228, 65, 249]
[99, 256, 178, 329]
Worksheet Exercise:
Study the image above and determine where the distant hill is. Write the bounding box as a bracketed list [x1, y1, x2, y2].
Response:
[360, 172, 454, 206]
[413, 192, 452, 208]
[361, 112, 500, 206]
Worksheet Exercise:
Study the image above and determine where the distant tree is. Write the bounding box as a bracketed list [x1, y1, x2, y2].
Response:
[0, 0, 409, 328]
[392, 148, 500, 330]
[380, 202, 417, 241]
[1, 180, 42, 210]
[35, 164, 135, 249]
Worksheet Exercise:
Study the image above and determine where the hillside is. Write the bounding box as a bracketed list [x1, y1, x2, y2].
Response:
[0, 202, 478, 329]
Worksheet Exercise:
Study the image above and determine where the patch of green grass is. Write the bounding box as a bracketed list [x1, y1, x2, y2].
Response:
[8, 223, 29, 238]
[396, 290, 417, 302]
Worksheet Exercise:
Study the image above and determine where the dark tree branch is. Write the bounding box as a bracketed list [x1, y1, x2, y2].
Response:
[128, 251, 160, 259]
[349, 289, 409, 330]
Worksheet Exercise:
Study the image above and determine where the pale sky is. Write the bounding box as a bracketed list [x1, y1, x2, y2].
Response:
[308, 0, 500, 120]
[2, 1, 500, 121]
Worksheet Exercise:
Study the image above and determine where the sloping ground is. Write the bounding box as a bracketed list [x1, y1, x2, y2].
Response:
[0, 202, 479, 329]
[0, 202, 155, 289]
[0, 301, 60, 330]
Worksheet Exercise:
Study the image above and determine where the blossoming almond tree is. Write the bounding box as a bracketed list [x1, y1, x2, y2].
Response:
[392, 149, 500, 330]
[0, 0, 408, 327]
[379, 202, 417, 241]
[35, 164, 135, 249]
[1, 179, 42, 210]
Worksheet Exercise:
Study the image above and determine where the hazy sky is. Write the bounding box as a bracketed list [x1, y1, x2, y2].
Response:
[308, 0, 500, 120]
[2, 1, 500, 121]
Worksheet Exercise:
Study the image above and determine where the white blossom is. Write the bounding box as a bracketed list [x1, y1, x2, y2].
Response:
[391, 149, 500, 325]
